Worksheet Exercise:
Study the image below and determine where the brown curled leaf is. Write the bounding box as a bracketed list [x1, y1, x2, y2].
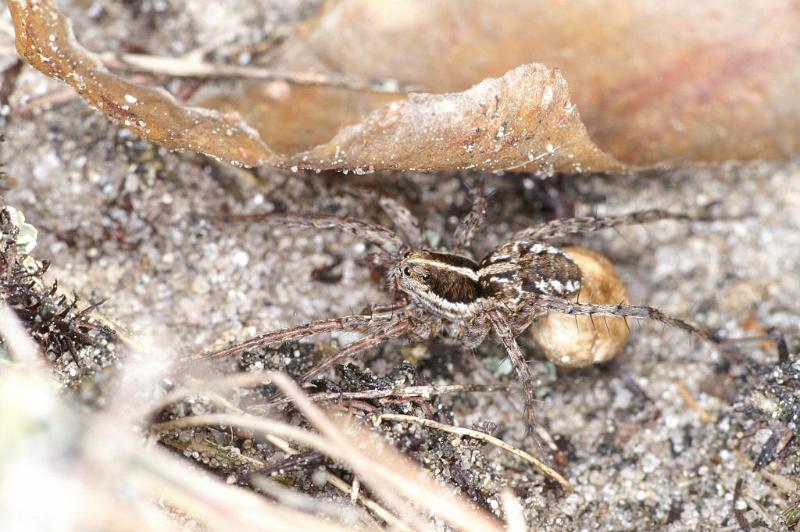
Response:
[199, 83, 400, 160]
[205, 66, 622, 173]
[9, 0, 619, 174]
[283, 64, 621, 174]
[9, 0, 275, 167]
[273, 0, 800, 167]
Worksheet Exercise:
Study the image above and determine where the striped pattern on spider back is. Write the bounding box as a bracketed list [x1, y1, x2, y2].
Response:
[478, 241, 582, 307]
[397, 243, 582, 320]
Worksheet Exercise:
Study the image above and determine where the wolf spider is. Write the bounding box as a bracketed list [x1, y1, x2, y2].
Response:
[197, 192, 732, 429]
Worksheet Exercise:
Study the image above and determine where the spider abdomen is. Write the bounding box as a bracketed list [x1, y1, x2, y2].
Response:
[478, 241, 582, 306]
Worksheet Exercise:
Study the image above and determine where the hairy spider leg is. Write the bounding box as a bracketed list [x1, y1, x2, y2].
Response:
[532, 296, 720, 344]
[190, 313, 396, 362]
[511, 207, 719, 243]
[360, 300, 409, 318]
[337, 186, 424, 248]
[377, 196, 425, 249]
[225, 213, 408, 258]
[452, 182, 488, 250]
[488, 310, 538, 433]
[300, 317, 414, 382]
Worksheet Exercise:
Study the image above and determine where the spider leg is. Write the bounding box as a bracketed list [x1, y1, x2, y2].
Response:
[378, 196, 424, 248]
[225, 213, 407, 258]
[532, 295, 720, 344]
[190, 313, 397, 362]
[364, 251, 400, 273]
[452, 181, 487, 250]
[336, 186, 424, 248]
[360, 299, 408, 317]
[487, 310, 538, 433]
[510, 205, 721, 242]
[300, 317, 414, 381]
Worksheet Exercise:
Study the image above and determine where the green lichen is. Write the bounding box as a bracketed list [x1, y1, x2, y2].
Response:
[3, 205, 38, 255]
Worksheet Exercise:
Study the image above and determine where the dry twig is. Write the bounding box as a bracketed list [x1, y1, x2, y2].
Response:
[97, 52, 410, 93]
[150, 370, 507, 531]
[674, 380, 715, 424]
[374, 413, 572, 491]
[267, 382, 505, 407]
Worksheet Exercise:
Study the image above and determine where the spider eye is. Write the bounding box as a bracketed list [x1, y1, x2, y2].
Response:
[403, 267, 411, 276]
[421, 272, 431, 281]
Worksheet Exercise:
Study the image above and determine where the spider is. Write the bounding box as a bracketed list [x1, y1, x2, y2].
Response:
[195, 190, 733, 429]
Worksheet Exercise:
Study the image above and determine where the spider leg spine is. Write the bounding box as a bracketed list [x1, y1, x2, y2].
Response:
[533, 296, 718, 344]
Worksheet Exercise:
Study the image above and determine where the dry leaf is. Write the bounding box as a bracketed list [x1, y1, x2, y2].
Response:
[9, 0, 618, 174]
[280, 65, 620, 174]
[273, 0, 800, 166]
[9, 0, 275, 167]
[12, 0, 798, 173]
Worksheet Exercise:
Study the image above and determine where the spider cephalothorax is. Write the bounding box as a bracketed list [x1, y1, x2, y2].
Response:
[196, 193, 729, 430]
[395, 250, 484, 320]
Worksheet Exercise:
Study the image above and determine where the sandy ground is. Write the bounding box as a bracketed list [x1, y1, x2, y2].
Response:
[2, 2, 799, 530]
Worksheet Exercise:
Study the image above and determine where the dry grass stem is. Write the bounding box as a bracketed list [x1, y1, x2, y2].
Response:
[268, 372, 505, 531]
[0, 303, 41, 365]
[501, 489, 527, 532]
[674, 380, 715, 424]
[98, 51, 410, 93]
[160, 431, 402, 529]
[374, 413, 573, 491]
[269, 382, 505, 407]
[150, 370, 507, 531]
[134, 371, 278, 420]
